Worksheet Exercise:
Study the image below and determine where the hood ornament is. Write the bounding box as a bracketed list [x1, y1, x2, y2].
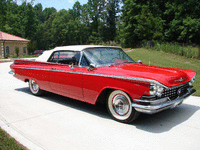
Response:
[175, 77, 184, 82]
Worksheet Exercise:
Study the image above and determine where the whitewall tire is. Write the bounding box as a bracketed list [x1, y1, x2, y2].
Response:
[107, 90, 140, 123]
[29, 80, 44, 96]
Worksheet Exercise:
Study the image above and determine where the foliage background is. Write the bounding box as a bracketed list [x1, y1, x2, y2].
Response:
[0, 0, 200, 53]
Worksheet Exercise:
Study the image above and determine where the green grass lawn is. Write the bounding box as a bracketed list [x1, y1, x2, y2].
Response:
[125, 48, 200, 96]
[0, 128, 27, 150]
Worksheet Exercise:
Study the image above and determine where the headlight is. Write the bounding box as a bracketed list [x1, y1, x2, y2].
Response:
[189, 81, 192, 86]
[149, 83, 164, 97]
[157, 85, 164, 97]
[150, 84, 157, 95]
[191, 75, 195, 83]
[189, 75, 196, 86]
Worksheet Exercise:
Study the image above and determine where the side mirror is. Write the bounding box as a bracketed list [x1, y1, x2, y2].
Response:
[137, 60, 142, 64]
[87, 63, 96, 71]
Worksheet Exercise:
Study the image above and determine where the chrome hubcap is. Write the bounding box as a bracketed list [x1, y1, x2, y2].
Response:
[31, 80, 39, 93]
[112, 95, 130, 116]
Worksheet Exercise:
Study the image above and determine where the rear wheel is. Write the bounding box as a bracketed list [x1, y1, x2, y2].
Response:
[107, 90, 140, 123]
[29, 80, 44, 96]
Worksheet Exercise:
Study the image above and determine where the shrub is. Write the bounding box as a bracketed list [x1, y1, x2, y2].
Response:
[15, 47, 19, 57]
[141, 41, 199, 59]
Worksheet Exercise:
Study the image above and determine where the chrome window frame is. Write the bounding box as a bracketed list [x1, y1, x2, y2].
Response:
[79, 47, 135, 68]
[48, 50, 81, 65]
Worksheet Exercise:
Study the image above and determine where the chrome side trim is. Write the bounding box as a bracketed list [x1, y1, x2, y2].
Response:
[11, 66, 168, 88]
[132, 89, 196, 114]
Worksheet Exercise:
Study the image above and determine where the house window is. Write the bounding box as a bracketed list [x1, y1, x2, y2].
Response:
[6, 46, 10, 56]
[23, 47, 26, 54]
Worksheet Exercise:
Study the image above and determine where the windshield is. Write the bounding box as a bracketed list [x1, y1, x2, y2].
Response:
[83, 48, 135, 66]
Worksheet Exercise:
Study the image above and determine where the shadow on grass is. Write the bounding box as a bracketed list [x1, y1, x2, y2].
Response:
[16, 87, 200, 133]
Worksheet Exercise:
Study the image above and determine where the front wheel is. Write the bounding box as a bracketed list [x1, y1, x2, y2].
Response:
[107, 90, 140, 123]
[29, 80, 44, 96]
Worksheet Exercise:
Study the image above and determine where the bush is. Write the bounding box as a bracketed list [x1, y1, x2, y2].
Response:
[15, 47, 19, 57]
[198, 47, 200, 59]
[141, 41, 199, 59]
[99, 41, 120, 47]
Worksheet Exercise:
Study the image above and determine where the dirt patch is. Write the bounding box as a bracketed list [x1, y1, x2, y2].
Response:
[124, 48, 136, 52]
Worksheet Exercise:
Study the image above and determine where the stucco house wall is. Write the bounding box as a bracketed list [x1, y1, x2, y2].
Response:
[0, 31, 30, 58]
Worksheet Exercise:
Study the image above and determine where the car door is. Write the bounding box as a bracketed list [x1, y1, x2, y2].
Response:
[79, 53, 102, 104]
[48, 51, 84, 99]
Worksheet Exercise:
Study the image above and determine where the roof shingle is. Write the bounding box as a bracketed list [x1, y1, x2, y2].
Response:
[0, 31, 30, 42]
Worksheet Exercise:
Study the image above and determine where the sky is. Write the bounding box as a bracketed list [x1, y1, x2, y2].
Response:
[17, 0, 88, 11]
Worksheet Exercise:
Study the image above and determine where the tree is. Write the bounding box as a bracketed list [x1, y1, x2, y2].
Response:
[87, 0, 106, 34]
[50, 9, 69, 47]
[2, 0, 200, 50]
[106, 0, 120, 41]
[3, 1, 18, 35]
[23, 3, 38, 40]
[43, 7, 57, 22]
[72, 1, 82, 19]
[41, 12, 57, 49]
[180, 17, 200, 43]
[34, 3, 44, 23]
[164, 0, 200, 43]
[0, 0, 7, 31]
[120, 0, 141, 47]
[134, 5, 163, 40]
[120, 0, 200, 46]
[80, 4, 90, 26]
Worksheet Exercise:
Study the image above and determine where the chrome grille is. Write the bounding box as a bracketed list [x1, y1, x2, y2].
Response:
[161, 83, 189, 100]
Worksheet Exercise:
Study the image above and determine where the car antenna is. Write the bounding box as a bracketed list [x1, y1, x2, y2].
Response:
[148, 41, 151, 66]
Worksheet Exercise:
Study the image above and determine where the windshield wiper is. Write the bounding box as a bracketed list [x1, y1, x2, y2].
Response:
[123, 61, 135, 64]
[108, 61, 135, 67]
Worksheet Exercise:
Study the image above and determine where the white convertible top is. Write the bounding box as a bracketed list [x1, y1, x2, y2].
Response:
[36, 45, 119, 62]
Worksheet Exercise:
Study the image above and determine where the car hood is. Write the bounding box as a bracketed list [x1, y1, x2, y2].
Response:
[97, 63, 195, 87]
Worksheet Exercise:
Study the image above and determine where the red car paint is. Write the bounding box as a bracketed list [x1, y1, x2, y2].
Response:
[10, 59, 196, 104]
[9, 46, 196, 122]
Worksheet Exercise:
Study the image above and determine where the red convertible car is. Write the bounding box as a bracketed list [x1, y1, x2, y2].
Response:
[10, 45, 196, 123]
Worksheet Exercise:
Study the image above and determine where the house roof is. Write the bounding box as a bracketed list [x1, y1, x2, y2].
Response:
[0, 31, 30, 42]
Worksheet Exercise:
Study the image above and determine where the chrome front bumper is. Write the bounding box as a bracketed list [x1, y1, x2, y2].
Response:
[132, 89, 196, 114]
[9, 71, 15, 75]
